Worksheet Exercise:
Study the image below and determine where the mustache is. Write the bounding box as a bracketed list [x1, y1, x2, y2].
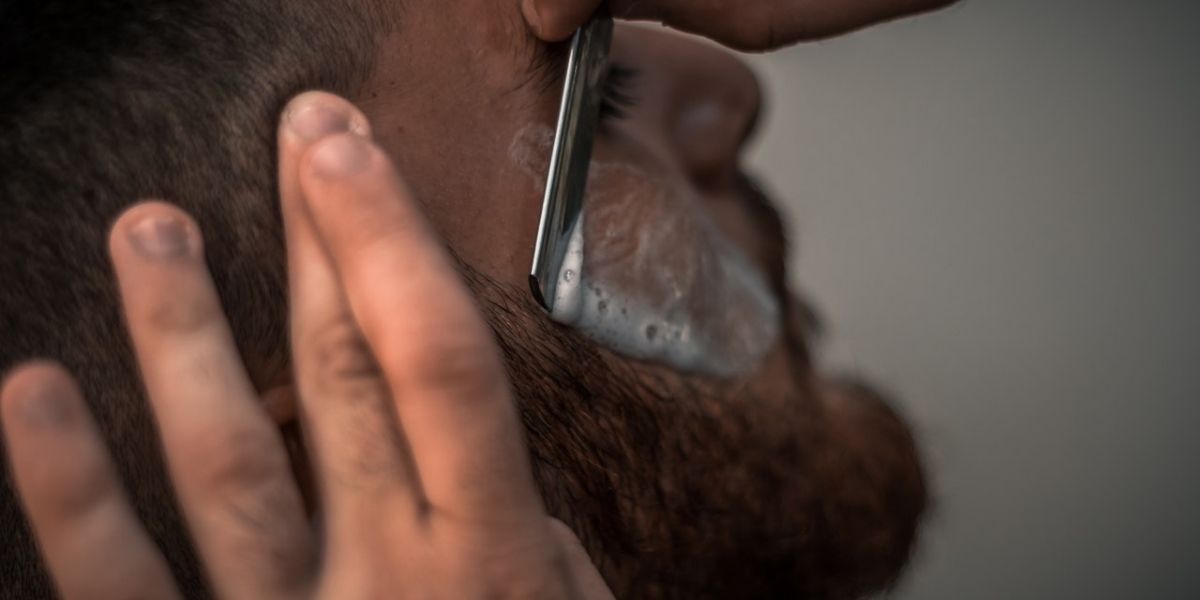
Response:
[734, 170, 789, 281]
[736, 171, 782, 227]
[734, 170, 823, 354]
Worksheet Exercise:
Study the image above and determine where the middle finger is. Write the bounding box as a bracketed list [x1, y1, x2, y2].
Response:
[278, 92, 423, 550]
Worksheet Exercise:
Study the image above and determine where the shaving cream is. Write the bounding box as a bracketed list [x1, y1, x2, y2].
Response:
[512, 126, 780, 377]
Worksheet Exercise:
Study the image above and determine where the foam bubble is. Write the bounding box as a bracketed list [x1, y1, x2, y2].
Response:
[511, 125, 780, 377]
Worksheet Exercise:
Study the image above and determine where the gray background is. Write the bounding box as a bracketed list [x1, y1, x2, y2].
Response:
[745, 1, 1200, 598]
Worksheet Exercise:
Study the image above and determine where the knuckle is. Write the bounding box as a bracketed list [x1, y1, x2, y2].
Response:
[177, 424, 313, 573]
[143, 288, 221, 333]
[182, 423, 288, 497]
[392, 324, 505, 399]
[35, 446, 119, 519]
[308, 320, 386, 397]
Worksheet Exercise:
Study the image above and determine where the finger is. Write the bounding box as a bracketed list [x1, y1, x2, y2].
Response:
[521, 0, 600, 42]
[611, 0, 958, 51]
[109, 203, 314, 598]
[523, 0, 955, 50]
[278, 92, 422, 543]
[548, 519, 616, 600]
[298, 133, 544, 524]
[1, 362, 181, 600]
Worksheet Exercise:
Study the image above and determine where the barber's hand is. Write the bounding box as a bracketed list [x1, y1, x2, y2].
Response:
[0, 91, 612, 600]
[523, 0, 955, 51]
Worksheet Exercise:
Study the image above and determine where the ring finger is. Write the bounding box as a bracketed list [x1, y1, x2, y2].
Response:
[109, 202, 315, 598]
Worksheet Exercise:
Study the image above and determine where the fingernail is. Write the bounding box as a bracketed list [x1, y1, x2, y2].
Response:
[311, 135, 372, 178]
[128, 215, 191, 259]
[287, 103, 365, 142]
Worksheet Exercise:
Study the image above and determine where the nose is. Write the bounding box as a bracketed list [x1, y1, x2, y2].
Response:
[612, 25, 764, 188]
[669, 50, 763, 188]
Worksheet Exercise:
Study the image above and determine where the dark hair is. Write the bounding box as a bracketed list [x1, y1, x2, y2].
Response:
[1, 4, 930, 597]
[0, 2, 387, 596]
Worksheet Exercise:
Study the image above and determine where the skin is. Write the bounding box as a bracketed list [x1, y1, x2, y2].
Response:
[524, 0, 957, 50]
[2, 0, 949, 596]
[3, 94, 613, 599]
[350, 5, 801, 406]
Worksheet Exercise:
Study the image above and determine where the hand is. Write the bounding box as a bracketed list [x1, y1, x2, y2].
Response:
[0, 91, 613, 600]
[523, 0, 956, 51]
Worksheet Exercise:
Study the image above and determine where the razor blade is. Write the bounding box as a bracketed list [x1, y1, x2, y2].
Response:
[529, 14, 614, 312]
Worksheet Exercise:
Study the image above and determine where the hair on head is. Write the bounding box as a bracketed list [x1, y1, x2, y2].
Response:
[0, 2, 390, 596]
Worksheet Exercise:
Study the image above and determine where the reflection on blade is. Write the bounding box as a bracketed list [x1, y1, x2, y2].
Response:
[529, 14, 613, 311]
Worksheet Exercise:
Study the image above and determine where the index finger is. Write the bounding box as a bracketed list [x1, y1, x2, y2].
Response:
[524, 0, 956, 51]
[297, 133, 545, 525]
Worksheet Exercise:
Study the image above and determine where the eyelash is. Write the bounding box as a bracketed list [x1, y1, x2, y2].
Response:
[599, 62, 640, 124]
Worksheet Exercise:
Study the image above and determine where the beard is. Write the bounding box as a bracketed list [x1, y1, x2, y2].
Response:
[0, 249, 921, 600]
[466, 268, 923, 599]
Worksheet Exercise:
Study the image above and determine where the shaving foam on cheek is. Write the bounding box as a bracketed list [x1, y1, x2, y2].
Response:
[511, 126, 781, 377]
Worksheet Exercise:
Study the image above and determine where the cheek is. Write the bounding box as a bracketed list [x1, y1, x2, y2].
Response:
[509, 124, 556, 189]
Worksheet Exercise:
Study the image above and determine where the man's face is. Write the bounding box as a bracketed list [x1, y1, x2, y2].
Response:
[350, 1, 808, 401]
[0, 2, 929, 597]
[320, 8, 825, 591]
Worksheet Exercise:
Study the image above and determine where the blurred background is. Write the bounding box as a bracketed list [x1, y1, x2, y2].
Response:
[744, 1, 1200, 598]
